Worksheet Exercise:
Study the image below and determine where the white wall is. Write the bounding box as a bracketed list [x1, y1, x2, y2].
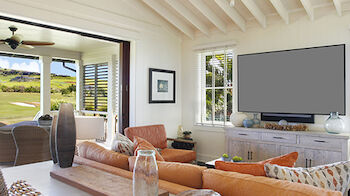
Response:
[0, 0, 183, 138]
[182, 13, 350, 161]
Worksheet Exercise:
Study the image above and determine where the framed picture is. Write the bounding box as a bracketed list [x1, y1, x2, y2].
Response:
[149, 68, 176, 103]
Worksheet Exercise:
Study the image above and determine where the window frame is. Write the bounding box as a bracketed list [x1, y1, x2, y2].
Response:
[198, 49, 234, 127]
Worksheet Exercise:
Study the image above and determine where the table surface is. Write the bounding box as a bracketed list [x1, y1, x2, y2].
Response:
[3, 161, 90, 196]
[2, 161, 174, 196]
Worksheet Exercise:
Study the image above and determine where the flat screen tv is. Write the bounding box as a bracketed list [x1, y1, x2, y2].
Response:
[238, 44, 345, 118]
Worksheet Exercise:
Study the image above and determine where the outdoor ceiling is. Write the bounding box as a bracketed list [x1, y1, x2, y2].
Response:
[140, 0, 350, 39]
[0, 19, 117, 53]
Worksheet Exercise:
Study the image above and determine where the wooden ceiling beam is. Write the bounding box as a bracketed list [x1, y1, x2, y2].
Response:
[214, 0, 246, 32]
[189, 0, 227, 33]
[300, 0, 314, 21]
[165, 0, 210, 36]
[142, 0, 194, 39]
[333, 0, 342, 16]
[269, 0, 289, 24]
[241, 0, 267, 28]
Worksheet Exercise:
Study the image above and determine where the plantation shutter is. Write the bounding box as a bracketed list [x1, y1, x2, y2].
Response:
[83, 63, 108, 112]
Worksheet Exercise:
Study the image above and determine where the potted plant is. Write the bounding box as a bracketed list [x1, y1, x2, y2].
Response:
[221, 153, 230, 161]
[38, 114, 53, 126]
[182, 131, 192, 139]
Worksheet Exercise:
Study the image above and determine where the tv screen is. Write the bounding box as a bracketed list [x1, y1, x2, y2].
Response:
[238, 44, 345, 115]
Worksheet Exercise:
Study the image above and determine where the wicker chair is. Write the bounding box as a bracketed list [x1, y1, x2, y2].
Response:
[0, 123, 16, 163]
[12, 126, 51, 166]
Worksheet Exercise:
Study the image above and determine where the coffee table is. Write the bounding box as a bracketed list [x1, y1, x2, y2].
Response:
[205, 158, 244, 168]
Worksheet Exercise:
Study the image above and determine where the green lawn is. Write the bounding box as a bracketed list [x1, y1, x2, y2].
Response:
[0, 92, 76, 124]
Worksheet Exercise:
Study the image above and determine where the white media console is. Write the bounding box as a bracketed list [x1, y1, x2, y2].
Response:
[224, 127, 350, 167]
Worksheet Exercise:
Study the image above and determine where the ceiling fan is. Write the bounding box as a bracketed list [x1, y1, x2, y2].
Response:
[0, 26, 55, 50]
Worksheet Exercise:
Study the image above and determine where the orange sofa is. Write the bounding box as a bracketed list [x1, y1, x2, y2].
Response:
[124, 124, 196, 163]
[75, 142, 341, 196]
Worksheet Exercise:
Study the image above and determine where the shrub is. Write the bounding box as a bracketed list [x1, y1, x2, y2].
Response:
[60, 88, 70, 95]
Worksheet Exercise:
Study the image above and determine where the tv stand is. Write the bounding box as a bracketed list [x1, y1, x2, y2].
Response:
[224, 127, 349, 168]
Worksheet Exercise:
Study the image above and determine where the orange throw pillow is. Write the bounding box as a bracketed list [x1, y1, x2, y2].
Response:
[133, 136, 165, 161]
[215, 152, 298, 176]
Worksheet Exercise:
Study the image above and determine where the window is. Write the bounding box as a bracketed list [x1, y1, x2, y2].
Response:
[83, 63, 108, 112]
[199, 50, 233, 126]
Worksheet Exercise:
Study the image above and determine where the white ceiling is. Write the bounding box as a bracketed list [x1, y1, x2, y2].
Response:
[0, 19, 117, 53]
[141, 0, 350, 39]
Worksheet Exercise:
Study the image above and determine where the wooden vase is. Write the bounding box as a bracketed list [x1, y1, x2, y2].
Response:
[55, 103, 76, 168]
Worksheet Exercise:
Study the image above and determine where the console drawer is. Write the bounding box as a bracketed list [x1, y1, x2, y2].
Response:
[299, 136, 342, 149]
[231, 131, 260, 140]
[261, 133, 297, 144]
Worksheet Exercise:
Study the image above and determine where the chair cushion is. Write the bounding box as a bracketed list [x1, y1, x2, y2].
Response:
[265, 161, 350, 194]
[128, 156, 205, 189]
[202, 169, 342, 196]
[77, 141, 129, 170]
[215, 152, 298, 176]
[160, 148, 196, 163]
[134, 136, 165, 161]
[124, 125, 167, 149]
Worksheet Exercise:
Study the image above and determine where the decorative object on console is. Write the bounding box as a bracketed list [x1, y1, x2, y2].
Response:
[54, 103, 76, 168]
[149, 68, 175, 103]
[215, 152, 298, 176]
[265, 161, 350, 194]
[243, 118, 253, 128]
[232, 156, 243, 162]
[37, 114, 52, 126]
[252, 113, 260, 128]
[324, 112, 345, 134]
[221, 153, 230, 162]
[177, 125, 184, 138]
[264, 122, 308, 131]
[278, 119, 288, 126]
[230, 112, 247, 127]
[111, 133, 134, 156]
[133, 150, 159, 196]
[0, 169, 8, 196]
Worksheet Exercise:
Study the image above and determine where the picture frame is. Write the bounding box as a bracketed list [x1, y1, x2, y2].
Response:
[149, 68, 176, 103]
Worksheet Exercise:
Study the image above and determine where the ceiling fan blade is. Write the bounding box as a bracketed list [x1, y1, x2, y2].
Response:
[21, 41, 55, 46]
[19, 44, 34, 49]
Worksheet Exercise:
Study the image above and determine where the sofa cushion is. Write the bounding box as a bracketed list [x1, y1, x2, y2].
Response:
[160, 148, 196, 163]
[215, 152, 298, 176]
[125, 125, 167, 149]
[202, 169, 342, 196]
[74, 156, 194, 195]
[111, 133, 134, 156]
[77, 141, 129, 170]
[265, 161, 350, 194]
[128, 156, 205, 189]
[134, 136, 165, 161]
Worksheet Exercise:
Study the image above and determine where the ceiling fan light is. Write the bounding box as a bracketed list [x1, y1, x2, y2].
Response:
[230, 0, 235, 7]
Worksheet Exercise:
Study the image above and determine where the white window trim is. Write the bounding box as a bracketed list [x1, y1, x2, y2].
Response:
[197, 49, 235, 127]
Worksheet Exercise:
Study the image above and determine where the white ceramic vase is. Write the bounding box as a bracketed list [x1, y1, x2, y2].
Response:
[230, 113, 248, 127]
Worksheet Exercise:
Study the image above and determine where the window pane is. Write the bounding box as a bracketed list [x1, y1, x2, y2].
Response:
[214, 54, 224, 87]
[206, 89, 212, 121]
[205, 55, 213, 87]
[227, 88, 233, 122]
[215, 89, 224, 121]
[227, 52, 233, 87]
